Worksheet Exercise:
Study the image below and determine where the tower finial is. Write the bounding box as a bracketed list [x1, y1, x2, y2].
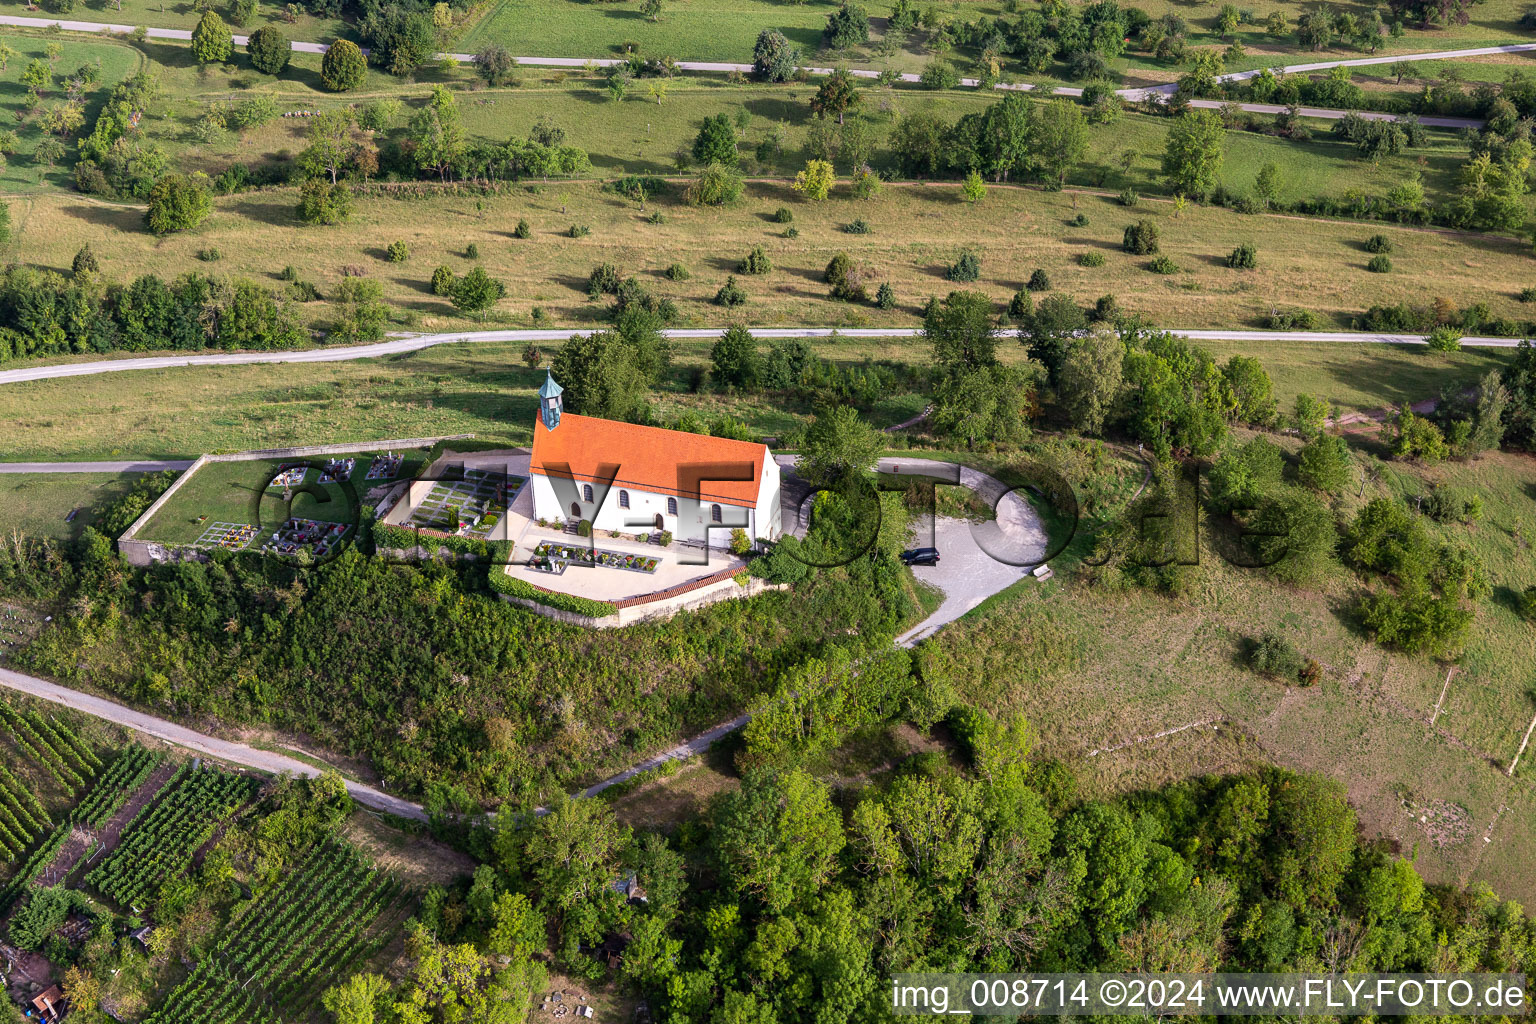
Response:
[537, 369, 564, 431]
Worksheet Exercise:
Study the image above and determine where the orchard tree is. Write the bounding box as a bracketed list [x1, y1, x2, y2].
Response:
[474, 44, 518, 86]
[247, 26, 291, 74]
[408, 85, 467, 180]
[810, 68, 860, 124]
[1162, 109, 1225, 199]
[320, 39, 367, 92]
[144, 173, 212, 234]
[191, 10, 233, 64]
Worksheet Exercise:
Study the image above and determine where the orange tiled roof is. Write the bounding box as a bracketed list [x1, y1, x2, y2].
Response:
[530, 412, 767, 506]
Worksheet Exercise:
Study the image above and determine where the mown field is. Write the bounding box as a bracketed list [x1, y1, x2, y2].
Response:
[0, 472, 139, 541]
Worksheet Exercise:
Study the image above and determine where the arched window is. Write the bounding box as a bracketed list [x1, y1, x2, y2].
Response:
[582, 484, 593, 503]
[619, 490, 630, 509]
[711, 504, 723, 523]
[666, 497, 678, 516]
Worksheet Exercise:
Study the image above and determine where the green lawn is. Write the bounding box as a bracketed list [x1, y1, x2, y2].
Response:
[135, 451, 401, 544]
[0, 471, 141, 540]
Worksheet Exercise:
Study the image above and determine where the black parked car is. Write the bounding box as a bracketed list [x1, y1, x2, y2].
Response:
[900, 547, 940, 567]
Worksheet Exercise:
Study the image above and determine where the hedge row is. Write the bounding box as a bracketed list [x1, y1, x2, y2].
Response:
[487, 571, 619, 619]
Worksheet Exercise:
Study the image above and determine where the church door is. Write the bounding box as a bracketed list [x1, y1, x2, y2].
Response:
[570, 502, 580, 518]
[654, 514, 663, 529]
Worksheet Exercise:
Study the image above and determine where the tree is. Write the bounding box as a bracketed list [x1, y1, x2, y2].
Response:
[323, 973, 392, 1024]
[1253, 161, 1282, 207]
[752, 29, 800, 82]
[247, 26, 290, 74]
[711, 768, 845, 913]
[960, 169, 987, 203]
[1123, 219, 1159, 255]
[331, 276, 389, 341]
[320, 39, 367, 92]
[72, 242, 99, 276]
[792, 159, 835, 200]
[1023, 294, 1088, 383]
[692, 113, 738, 166]
[1030, 98, 1089, 188]
[451, 266, 505, 314]
[824, 2, 870, 50]
[711, 324, 761, 391]
[145, 173, 211, 234]
[811, 68, 860, 124]
[640, 0, 662, 20]
[924, 289, 996, 371]
[408, 85, 467, 180]
[1223, 354, 1274, 424]
[1057, 332, 1125, 434]
[799, 405, 880, 486]
[1162, 109, 1225, 199]
[1297, 433, 1352, 493]
[551, 330, 652, 420]
[191, 10, 233, 64]
[474, 44, 518, 86]
[299, 110, 354, 184]
[932, 363, 1035, 447]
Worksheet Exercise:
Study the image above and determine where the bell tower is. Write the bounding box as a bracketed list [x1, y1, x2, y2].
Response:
[538, 370, 564, 432]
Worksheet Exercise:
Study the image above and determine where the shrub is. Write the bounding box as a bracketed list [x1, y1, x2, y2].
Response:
[686, 162, 744, 206]
[1149, 254, 1179, 274]
[946, 250, 980, 282]
[72, 244, 100, 275]
[465, 242, 480, 260]
[1366, 254, 1392, 273]
[568, 224, 591, 238]
[919, 58, 960, 89]
[1519, 286, 1536, 303]
[588, 262, 623, 297]
[191, 10, 233, 63]
[1426, 325, 1463, 351]
[320, 38, 367, 92]
[784, 226, 799, 238]
[431, 265, 455, 296]
[386, 240, 409, 262]
[1078, 251, 1105, 267]
[666, 262, 690, 281]
[1247, 629, 1304, 682]
[577, 519, 593, 538]
[145, 174, 211, 235]
[1519, 585, 1536, 622]
[1007, 288, 1032, 320]
[1226, 243, 1257, 269]
[875, 282, 895, 309]
[1027, 268, 1052, 291]
[1091, 293, 1120, 322]
[1070, 212, 1089, 226]
[512, 218, 531, 239]
[738, 244, 771, 275]
[1118, 188, 1140, 206]
[1123, 220, 1159, 255]
[1269, 308, 1322, 330]
[646, 210, 666, 224]
[1364, 233, 1393, 253]
[196, 247, 222, 262]
[771, 206, 794, 223]
[845, 218, 871, 234]
[729, 528, 753, 556]
[714, 275, 747, 307]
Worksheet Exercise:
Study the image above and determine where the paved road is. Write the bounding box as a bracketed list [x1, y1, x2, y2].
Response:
[0, 665, 428, 821]
[0, 460, 195, 473]
[0, 13, 1516, 126]
[2, 326, 1521, 387]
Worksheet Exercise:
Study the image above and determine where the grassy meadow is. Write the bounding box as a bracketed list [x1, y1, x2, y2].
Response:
[927, 437, 1536, 900]
[11, 173, 1536, 339]
[0, 471, 141, 540]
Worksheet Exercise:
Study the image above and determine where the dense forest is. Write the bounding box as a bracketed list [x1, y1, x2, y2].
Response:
[320, 715, 1536, 1023]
